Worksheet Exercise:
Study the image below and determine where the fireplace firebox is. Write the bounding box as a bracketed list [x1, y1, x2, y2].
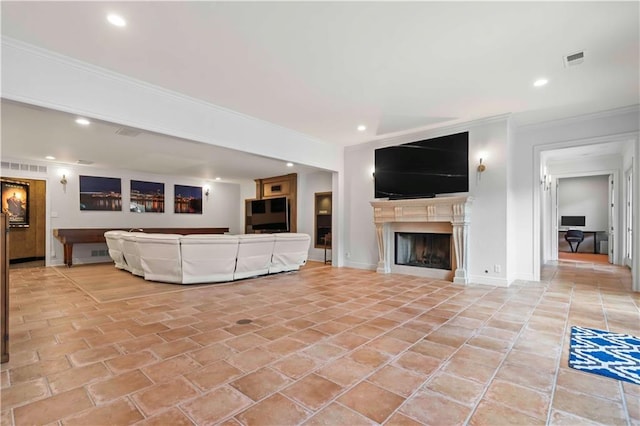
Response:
[395, 232, 451, 270]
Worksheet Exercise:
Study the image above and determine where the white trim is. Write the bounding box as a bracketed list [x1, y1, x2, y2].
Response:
[343, 261, 377, 271]
[468, 276, 512, 287]
[518, 105, 640, 132]
[533, 132, 636, 281]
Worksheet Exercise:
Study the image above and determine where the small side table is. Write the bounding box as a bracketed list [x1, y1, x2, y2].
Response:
[323, 233, 332, 264]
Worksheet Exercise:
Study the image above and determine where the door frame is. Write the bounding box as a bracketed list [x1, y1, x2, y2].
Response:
[547, 171, 617, 263]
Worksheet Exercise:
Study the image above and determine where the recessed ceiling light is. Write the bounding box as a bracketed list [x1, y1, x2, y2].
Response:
[215, 177, 221, 181]
[75, 118, 90, 126]
[357, 125, 366, 132]
[533, 78, 548, 87]
[107, 14, 126, 27]
[45, 156, 55, 160]
[286, 162, 294, 167]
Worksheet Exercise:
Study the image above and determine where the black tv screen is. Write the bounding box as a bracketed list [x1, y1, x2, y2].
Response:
[561, 216, 585, 227]
[251, 197, 289, 231]
[374, 132, 469, 199]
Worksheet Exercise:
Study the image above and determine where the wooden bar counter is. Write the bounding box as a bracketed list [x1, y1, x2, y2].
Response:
[53, 227, 229, 267]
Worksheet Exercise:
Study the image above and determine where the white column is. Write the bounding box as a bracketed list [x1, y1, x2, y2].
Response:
[452, 221, 470, 284]
[452, 201, 471, 284]
[375, 223, 387, 273]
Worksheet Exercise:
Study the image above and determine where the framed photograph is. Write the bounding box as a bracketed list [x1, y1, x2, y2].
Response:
[130, 180, 165, 213]
[174, 184, 202, 214]
[1, 179, 29, 227]
[79, 175, 122, 211]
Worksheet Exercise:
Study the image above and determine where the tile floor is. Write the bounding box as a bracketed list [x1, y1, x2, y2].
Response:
[1, 260, 639, 425]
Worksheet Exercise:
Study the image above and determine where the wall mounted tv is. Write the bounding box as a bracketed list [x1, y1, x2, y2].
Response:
[250, 196, 289, 231]
[374, 132, 469, 199]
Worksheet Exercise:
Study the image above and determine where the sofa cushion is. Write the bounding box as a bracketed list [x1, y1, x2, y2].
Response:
[104, 230, 128, 270]
[234, 234, 276, 280]
[120, 232, 146, 276]
[136, 233, 183, 283]
[269, 233, 311, 274]
[180, 235, 239, 284]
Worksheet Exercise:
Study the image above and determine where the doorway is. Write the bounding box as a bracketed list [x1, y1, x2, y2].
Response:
[555, 175, 610, 264]
[0, 177, 47, 268]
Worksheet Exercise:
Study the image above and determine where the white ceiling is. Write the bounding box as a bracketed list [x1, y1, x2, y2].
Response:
[1, 1, 638, 179]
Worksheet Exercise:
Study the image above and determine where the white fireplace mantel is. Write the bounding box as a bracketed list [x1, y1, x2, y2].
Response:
[370, 196, 473, 284]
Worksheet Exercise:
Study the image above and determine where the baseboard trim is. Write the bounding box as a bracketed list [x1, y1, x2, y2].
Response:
[468, 275, 513, 287]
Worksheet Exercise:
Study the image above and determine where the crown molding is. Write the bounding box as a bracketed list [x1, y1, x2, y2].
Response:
[516, 104, 640, 133]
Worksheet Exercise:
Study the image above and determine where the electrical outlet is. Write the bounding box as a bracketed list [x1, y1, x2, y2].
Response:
[494, 264, 501, 273]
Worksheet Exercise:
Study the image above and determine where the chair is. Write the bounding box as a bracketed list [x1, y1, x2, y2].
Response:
[564, 230, 585, 253]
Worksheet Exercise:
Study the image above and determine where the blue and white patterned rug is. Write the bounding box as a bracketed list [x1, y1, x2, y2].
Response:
[569, 326, 640, 385]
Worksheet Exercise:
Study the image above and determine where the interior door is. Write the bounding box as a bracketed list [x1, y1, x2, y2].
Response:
[608, 174, 614, 264]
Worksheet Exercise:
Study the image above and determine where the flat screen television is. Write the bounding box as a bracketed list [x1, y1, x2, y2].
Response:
[250, 196, 289, 231]
[374, 132, 469, 199]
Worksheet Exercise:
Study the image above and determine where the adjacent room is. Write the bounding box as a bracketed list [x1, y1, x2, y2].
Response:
[557, 175, 610, 263]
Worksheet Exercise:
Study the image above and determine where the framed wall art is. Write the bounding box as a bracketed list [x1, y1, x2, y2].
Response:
[174, 184, 202, 214]
[130, 180, 165, 213]
[0, 179, 29, 227]
[79, 175, 122, 211]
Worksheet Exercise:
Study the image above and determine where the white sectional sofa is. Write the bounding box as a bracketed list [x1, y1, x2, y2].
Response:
[104, 231, 310, 284]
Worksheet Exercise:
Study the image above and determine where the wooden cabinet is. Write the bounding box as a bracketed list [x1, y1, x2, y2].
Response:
[314, 192, 332, 249]
[1, 213, 9, 363]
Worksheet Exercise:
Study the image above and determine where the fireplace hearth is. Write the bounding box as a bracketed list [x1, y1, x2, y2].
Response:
[370, 196, 472, 284]
[395, 232, 451, 270]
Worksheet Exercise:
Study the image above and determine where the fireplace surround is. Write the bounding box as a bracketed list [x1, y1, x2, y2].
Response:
[370, 196, 473, 284]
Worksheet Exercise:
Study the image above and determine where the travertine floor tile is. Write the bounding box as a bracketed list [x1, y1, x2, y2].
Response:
[181, 385, 252, 424]
[338, 381, 405, 423]
[289, 376, 346, 411]
[1, 260, 636, 425]
[235, 393, 309, 426]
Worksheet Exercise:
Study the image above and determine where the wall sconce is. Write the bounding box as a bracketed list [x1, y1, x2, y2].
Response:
[59, 174, 68, 194]
[204, 187, 210, 198]
[477, 158, 486, 173]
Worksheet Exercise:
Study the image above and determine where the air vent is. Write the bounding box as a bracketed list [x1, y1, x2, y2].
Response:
[76, 159, 94, 165]
[115, 127, 141, 137]
[564, 50, 585, 67]
[1, 161, 47, 174]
